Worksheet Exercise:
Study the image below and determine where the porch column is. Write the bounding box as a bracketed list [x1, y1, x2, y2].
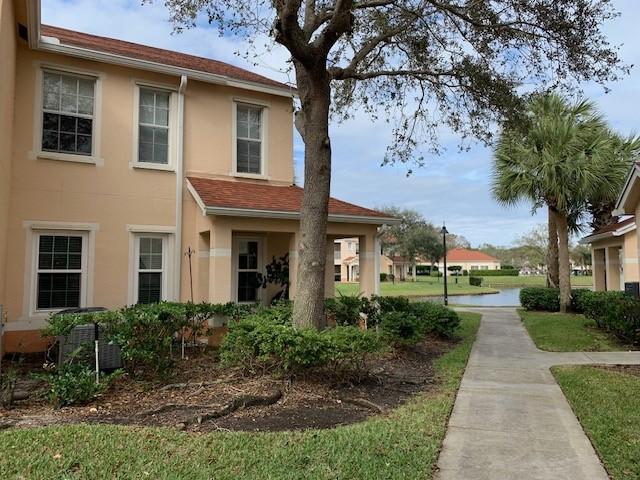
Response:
[605, 246, 621, 291]
[374, 233, 381, 295]
[325, 236, 336, 298]
[196, 231, 210, 303]
[624, 232, 640, 283]
[288, 232, 299, 300]
[592, 248, 606, 291]
[359, 232, 376, 297]
[209, 224, 233, 303]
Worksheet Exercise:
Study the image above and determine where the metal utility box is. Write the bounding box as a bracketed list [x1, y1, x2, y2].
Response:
[624, 282, 640, 298]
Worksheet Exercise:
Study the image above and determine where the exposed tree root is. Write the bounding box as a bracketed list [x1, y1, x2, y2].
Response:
[192, 390, 283, 425]
[158, 379, 228, 392]
[341, 397, 384, 413]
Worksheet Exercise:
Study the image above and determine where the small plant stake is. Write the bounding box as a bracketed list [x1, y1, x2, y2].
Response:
[94, 322, 100, 385]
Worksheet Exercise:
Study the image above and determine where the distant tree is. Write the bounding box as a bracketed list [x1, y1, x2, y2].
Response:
[570, 244, 592, 272]
[165, 0, 627, 329]
[515, 225, 548, 270]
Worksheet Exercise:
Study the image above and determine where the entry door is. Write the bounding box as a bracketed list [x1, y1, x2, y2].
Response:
[236, 238, 262, 303]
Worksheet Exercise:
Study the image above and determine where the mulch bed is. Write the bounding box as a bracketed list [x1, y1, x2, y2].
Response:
[0, 336, 455, 433]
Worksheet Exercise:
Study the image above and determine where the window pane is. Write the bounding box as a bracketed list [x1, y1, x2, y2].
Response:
[236, 140, 249, 173]
[140, 106, 154, 124]
[155, 107, 169, 126]
[60, 115, 76, 133]
[153, 144, 168, 164]
[139, 142, 153, 163]
[248, 108, 261, 139]
[61, 75, 77, 95]
[154, 127, 168, 146]
[43, 72, 61, 109]
[42, 131, 59, 151]
[59, 133, 76, 153]
[138, 272, 162, 304]
[77, 135, 92, 154]
[78, 78, 94, 97]
[248, 141, 261, 174]
[237, 118, 248, 138]
[61, 93, 78, 114]
[139, 125, 154, 144]
[37, 273, 81, 309]
[78, 96, 93, 115]
[140, 89, 155, 106]
[238, 272, 259, 302]
[77, 118, 92, 135]
[155, 92, 170, 109]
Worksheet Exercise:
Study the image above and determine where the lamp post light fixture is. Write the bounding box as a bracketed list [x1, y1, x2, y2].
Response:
[441, 223, 449, 306]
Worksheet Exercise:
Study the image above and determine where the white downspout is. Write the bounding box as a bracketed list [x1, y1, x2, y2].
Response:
[174, 75, 188, 300]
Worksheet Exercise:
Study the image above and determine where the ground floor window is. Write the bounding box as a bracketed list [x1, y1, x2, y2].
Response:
[334, 265, 341, 281]
[35, 233, 86, 310]
[235, 238, 262, 303]
[135, 235, 167, 304]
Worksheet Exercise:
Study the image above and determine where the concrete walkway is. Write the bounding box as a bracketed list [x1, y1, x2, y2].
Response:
[436, 308, 640, 480]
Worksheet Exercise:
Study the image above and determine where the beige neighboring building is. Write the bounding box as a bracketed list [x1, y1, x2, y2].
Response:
[581, 160, 640, 292]
[441, 248, 501, 273]
[0, 0, 396, 353]
[334, 238, 413, 282]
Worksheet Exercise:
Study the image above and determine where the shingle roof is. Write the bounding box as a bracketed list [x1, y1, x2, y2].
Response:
[187, 177, 394, 221]
[444, 248, 499, 263]
[40, 25, 292, 92]
[591, 216, 635, 236]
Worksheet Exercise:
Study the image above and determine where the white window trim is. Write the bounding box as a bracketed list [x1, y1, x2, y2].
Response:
[22, 222, 98, 319]
[131, 81, 178, 172]
[232, 235, 265, 304]
[31, 63, 104, 166]
[231, 100, 269, 179]
[128, 230, 176, 304]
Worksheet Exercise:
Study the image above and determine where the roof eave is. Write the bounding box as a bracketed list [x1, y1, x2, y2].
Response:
[613, 163, 640, 216]
[579, 222, 637, 245]
[204, 206, 398, 225]
[36, 36, 297, 99]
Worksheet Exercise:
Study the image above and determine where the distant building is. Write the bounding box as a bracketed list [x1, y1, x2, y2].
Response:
[441, 248, 501, 273]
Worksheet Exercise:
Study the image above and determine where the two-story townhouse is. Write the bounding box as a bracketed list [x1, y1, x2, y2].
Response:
[0, 0, 396, 353]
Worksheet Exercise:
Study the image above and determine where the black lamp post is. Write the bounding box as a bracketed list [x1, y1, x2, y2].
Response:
[441, 224, 449, 306]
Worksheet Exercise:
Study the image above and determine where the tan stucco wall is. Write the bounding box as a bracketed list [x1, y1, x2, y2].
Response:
[590, 229, 638, 291]
[0, 0, 18, 321]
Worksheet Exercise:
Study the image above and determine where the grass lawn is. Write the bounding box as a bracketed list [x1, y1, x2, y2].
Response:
[0, 313, 481, 480]
[336, 275, 593, 298]
[553, 366, 640, 479]
[519, 310, 628, 352]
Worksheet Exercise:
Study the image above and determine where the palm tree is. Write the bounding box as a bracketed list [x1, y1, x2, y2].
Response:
[492, 93, 635, 312]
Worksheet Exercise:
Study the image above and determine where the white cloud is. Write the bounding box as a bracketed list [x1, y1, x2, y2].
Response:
[42, 0, 639, 247]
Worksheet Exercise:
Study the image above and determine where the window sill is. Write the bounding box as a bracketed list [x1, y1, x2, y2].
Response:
[231, 172, 270, 181]
[131, 162, 176, 172]
[37, 151, 99, 165]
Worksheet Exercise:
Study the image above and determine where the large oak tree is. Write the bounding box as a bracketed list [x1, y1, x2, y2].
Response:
[163, 0, 625, 327]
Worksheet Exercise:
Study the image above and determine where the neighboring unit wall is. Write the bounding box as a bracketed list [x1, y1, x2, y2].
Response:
[589, 231, 637, 292]
[0, 0, 18, 328]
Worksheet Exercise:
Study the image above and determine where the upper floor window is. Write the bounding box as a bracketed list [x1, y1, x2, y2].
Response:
[235, 103, 264, 175]
[41, 71, 96, 156]
[138, 88, 170, 165]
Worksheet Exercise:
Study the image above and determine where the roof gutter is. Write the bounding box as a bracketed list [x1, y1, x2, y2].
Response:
[579, 222, 637, 245]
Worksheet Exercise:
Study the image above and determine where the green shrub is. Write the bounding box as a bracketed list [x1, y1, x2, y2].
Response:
[430, 271, 443, 277]
[472, 269, 519, 276]
[44, 363, 120, 407]
[570, 289, 596, 313]
[380, 272, 388, 282]
[375, 295, 412, 314]
[594, 295, 640, 344]
[409, 302, 460, 338]
[580, 290, 628, 327]
[220, 313, 383, 374]
[469, 276, 482, 287]
[520, 287, 560, 311]
[381, 311, 422, 345]
[462, 269, 469, 276]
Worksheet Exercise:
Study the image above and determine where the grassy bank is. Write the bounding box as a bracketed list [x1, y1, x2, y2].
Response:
[519, 310, 628, 352]
[553, 366, 640, 479]
[336, 275, 593, 298]
[0, 313, 481, 480]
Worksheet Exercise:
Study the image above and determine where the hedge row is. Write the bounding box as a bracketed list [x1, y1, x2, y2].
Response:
[519, 287, 640, 344]
[470, 269, 519, 277]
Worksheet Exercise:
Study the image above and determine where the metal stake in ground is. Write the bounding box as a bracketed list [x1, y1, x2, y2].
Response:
[94, 322, 100, 384]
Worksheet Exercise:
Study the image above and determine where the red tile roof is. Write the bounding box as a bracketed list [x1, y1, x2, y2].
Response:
[591, 216, 635, 236]
[187, 177, 394, 221]
[444, 248, 499, 263]
[40, 25, 292, 92]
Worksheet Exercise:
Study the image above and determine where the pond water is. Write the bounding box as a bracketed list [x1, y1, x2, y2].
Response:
[421, 288, 522, 307]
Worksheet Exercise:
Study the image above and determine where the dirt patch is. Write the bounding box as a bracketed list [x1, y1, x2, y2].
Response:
[593, 364, 640, 378]
[0, 336, 455, 433]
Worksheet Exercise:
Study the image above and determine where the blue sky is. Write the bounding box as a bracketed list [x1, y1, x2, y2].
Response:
[42, 0, 640, 246]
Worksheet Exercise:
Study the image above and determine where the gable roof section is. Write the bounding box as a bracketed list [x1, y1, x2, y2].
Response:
[613, 160, 640, 216]
[186, 177, 398, 224]
[580, 216, 636, 244]
[38, 25, 294, 96]
[444, 248, 499, 263]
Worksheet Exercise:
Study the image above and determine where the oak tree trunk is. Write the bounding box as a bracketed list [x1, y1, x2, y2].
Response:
[291, 62, 332, 329]
[555, 210, 572, 313]
[547, 205, 560, 289]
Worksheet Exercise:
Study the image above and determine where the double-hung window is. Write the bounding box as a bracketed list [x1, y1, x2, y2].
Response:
[235, 104, 264, 175]
[136, 236, 165, 304]
[137, 88, 171, 165]
[41, 71, 96, 156]
[236, 238, 262, 303]
[35, 233, 86, 310]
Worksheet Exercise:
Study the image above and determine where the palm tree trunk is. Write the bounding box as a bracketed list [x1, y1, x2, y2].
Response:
[547, 206, 560, 288]
[555, 210, 572, 313]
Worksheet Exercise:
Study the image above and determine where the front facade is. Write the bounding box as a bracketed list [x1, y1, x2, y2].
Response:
[440, 248, 501, 273]
[581, 161, 640, 292]
[0, 0, 395, 353]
